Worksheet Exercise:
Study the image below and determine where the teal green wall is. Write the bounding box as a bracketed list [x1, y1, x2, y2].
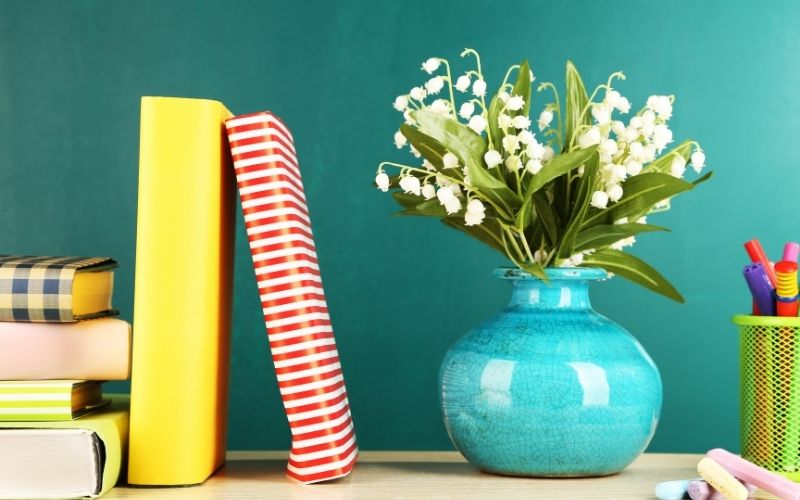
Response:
[0, 0, 792, 453]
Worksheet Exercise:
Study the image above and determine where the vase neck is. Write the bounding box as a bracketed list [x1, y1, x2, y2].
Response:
[508, 278, 593, 311]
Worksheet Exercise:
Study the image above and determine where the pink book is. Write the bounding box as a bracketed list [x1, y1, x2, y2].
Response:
[0, 318, 130, 380]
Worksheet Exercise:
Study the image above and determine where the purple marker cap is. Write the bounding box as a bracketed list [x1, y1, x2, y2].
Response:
[784, 242, 800, 263]
[744, 262, 776, 316]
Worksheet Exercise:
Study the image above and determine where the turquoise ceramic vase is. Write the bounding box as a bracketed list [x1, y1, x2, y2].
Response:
[439, 267, 662, 477]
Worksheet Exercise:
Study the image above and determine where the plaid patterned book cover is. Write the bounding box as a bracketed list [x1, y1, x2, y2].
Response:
[226, 112, 357, 484]
[0, 256, 117, 322]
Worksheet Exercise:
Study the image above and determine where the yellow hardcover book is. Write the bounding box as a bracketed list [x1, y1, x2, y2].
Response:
[0, 396, 129, 498]
[129, 97, 235, 485]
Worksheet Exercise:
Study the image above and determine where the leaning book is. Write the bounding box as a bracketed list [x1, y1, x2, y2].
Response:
[0, 396, 128, 499]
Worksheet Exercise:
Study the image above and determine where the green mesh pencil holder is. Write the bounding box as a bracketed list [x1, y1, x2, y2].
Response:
[734, 314, 800, 481]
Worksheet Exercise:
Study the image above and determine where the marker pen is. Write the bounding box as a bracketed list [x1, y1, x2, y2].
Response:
[743, 262, 776, 316]
[745, 239, 777, 286]
[775, 260, 799, 317]
[784, 242, 800, 263]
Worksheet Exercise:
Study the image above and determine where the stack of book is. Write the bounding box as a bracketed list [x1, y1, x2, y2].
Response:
[0, 256, 131, 499]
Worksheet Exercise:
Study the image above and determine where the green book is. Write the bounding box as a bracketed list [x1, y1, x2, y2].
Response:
[0, 380, 108, 421]
[0, 396, 129, 499]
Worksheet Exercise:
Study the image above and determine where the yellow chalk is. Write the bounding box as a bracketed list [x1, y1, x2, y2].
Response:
[697, 457, 748, 500]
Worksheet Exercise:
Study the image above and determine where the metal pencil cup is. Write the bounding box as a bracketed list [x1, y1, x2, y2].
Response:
[734, 314, 800, 481]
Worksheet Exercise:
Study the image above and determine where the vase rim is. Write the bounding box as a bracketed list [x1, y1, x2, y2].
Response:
[494, 266, 608, 281]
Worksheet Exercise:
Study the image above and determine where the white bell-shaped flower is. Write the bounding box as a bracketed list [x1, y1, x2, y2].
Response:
[459, 102, 475, 119]
[455, 75, 471, 92]
[394, 131, 407, 149]
[442, 152, 459, 169]
[538, 109, 554, 131]
[393, 95, 409, 112]
[690, 150, 706, 172]
[399, 175, 421, 196]
[472, 79, 487, 97]
[670, 155, 687, 178]
[590, 190, 609, 209]
[468, 115, 487, 134]
[421, 57, 441, 74]
[375, 172, 390, 192]
[484, 149, 502, 168]
[426, 76, 444, 95]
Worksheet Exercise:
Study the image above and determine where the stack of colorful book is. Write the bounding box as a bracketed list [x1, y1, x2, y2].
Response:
[0, 256, 131, 499]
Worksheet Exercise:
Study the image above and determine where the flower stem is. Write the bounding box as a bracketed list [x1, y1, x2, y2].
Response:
[517, 228, 536, 263]
[501, 229, 527, 264]
[441, 59, 457, 119]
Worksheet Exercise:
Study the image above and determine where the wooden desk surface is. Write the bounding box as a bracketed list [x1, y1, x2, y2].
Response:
[105, 451, 778, 499]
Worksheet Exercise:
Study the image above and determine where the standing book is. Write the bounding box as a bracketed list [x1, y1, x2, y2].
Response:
[128, 97, 235, 486]
[226, 111, 357, 483]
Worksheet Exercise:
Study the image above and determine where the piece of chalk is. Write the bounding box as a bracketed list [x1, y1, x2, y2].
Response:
[707, 448, 800, 500]
[697, 457, 748, 500]
[688, 479, 757, 500]
[655, 479, 695, 499]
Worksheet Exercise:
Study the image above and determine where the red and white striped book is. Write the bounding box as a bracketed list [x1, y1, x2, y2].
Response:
[225, 112, 357, 484]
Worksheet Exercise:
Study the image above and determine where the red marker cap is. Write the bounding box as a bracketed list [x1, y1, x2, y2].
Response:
[745, 239, 777, 287]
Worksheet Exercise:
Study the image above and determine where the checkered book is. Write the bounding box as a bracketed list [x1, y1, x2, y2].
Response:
[0, 256, 118, 322]
[225, 112, 357, 484]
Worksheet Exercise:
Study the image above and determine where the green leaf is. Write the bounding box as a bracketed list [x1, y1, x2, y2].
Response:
[582, 172, 694, 228]
[487, 93, 503, 152]
[532, 191, 558, 245]
[557, 155, 599, 258]
[442, 217, 506, 255]
[512, 60, 532, 116]
[524, 146, 597, 197]
[574, 223, 668, 253]
[515, 195, 535, 232]
[643, 140, 693, 174]
[391, 191, 420, 209]
[582, 249, 684, 302]
[391, 191, 447, 217]
[517, 260, 546, 280]
[692, 170, 714, 186]
[413, 109, 485, 167]
[413, 110, 520, 218]
[400, 124, 446, 170]
[563, 61, 590, 152]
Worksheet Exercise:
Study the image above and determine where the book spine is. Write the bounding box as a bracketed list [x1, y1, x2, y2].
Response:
[0, 382, 75, 421]
[0, 318, 130, 380]
[0, 256, 87, 322]
[225, 112, 357, 484]
[128, 97, 235, 485]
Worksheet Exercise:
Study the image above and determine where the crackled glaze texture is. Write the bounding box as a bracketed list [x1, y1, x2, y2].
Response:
[439, 267, 662, 477]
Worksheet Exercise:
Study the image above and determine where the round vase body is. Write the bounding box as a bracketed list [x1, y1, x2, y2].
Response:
[439, 267, 662, 477]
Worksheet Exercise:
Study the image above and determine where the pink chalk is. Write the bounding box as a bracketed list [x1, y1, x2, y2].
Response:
[708, 448, 800, 500]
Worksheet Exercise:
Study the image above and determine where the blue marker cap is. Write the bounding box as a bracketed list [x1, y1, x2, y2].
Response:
[744, 262, 776, 316]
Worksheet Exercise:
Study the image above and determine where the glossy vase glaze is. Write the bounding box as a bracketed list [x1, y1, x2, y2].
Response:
[439, 267, 662, 477]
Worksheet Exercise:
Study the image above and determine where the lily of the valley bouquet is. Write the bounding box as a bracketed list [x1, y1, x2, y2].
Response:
[375, 49, 711, 302]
